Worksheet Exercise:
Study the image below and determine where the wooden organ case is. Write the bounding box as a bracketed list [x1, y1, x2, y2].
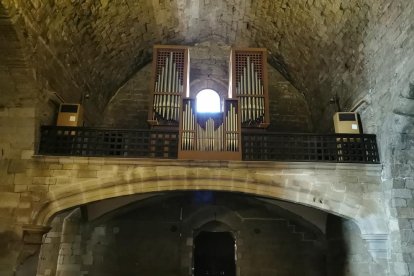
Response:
[148, 45, 190, 127]
[148, 45, 270, 161]
[230, 48, 270, 128]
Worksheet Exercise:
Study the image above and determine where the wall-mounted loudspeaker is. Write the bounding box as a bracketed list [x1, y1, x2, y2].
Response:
[56, 104, 83, 127]
[333, 112, 360, 134]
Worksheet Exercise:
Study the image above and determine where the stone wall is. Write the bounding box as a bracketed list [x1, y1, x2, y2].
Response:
[37, 193, 327, 276]
[102, 42, 312, 132]
[14, 156, 383, 228]
[355, 1, 414, 275]
[1, 0, 413, 274]
[0, 0, 389, 127]
[326, 215, 386, 275]
[1, 0, 412, 130]
[100, 64, 152, 129]
[0, 150, 387, 275]
[267, 66, 312, 132]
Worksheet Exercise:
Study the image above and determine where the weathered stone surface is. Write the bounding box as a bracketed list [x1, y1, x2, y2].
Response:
[0, 0, 413, 274]
[101, 43, 313, 132]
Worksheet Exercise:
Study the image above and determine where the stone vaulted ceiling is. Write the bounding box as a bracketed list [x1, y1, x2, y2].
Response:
[0, 0, 412, 126]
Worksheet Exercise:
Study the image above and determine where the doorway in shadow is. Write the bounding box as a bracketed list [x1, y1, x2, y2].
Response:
[194, 231, 236, 276]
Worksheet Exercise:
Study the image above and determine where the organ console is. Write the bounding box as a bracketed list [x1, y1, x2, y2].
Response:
[148, 45, 268, 161]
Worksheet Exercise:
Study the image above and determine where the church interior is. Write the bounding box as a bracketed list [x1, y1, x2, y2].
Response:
[0, 0, 413, 275]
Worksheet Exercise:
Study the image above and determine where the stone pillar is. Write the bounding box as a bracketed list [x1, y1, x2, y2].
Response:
[56, 208, 83, 276]
[36, 212, 69, 276]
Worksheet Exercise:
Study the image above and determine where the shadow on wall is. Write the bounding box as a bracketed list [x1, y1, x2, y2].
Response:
[326, 215, 349, 275]
[252, 1, 371, 132]
[0, 231, 38, 276]
[325, 215, 379, 275]
[15, 255, 38, 276]
[306, 5, 371, 132]
[0, 231, 21, 258]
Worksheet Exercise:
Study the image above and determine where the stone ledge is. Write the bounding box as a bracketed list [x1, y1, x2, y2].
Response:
[32, 155, 382, 173]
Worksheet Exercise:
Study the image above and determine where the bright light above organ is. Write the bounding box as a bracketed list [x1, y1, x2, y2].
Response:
[196, 89, 221, 113]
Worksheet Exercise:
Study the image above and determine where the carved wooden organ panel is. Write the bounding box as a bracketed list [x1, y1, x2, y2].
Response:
[230, 48, 270, 128]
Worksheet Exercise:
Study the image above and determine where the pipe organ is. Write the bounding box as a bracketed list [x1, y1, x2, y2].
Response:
[230, 48, 270, 128]
[148, 45, 190, 127]
[149, 45, 269, 160]
[178, 99, 241, 160]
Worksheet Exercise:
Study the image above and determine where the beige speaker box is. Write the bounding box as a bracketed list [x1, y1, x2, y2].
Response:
[333, 112, 360, 134]
[57, 104, 83, 127]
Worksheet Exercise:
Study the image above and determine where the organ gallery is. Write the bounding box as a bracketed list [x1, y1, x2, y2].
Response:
[149, 45, 270, 160]
[0, 0, 412, 275]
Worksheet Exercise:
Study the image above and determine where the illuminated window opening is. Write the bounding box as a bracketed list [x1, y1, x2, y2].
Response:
[196, 89, 221, 113]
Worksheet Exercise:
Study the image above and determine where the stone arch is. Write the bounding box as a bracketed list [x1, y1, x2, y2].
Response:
[187, 205, 243, 233]
[31, 162, 387, 238]
[189, 78, 228, 99]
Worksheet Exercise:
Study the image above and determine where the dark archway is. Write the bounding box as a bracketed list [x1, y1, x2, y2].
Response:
[194, 231, 236, 276]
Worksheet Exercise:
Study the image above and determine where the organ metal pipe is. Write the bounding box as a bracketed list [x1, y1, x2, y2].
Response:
[246, 57, 251, 96]
[172, 96, 175, 121]
[244, 97, 247, 122]
[175, 96, 178, 121]
[235, 112, 238, 150]
[176, 96, 180, 121]
[166, 54, 171, 92]
[209, 119, 213, 150]
[243, 67, 247, 95]
[166, 95, 170, 120]
[172, 96, 176, 121]
[186, 103, 190, 149]
[233, 104, 236, 151]
[170, 53, 174, 92]
[262, 98, 265, 118]
[160, 65, 165, 93]
[191, 103, 195, 149]
[247, 97, 252, 122]
[176, 68, 180, 93]
[162, 95, 166, 118]
[172, 62, 176, 93]
[182, 108, 186, 149]
[157, 95, 161, 118]
[255, 71, 259, 95]
[163, 57, 168, 93]
[155, 74, 159, 93]
[251, 63, 254, 95]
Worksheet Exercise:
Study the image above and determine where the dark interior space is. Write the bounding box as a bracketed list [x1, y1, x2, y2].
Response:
[194, 231, 236, 276]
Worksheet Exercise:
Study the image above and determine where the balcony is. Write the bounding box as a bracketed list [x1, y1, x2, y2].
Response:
[38, 126, 380, 164]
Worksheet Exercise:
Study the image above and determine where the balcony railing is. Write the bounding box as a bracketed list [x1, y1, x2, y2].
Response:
[38, 126, 380, 164]
[242, 132, 379, 163]
[38, 126, 179, 159]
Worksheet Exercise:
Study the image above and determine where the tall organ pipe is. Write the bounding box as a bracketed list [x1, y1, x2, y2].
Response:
[160, 67, 165, 93]
[172, 62, 176, 93]
[246, 57, 251, 95]
[243, 67, 247, 95]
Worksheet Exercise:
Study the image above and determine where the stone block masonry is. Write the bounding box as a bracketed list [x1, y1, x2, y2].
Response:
[0, 107, 36, 159]
[1, 154, 387, 237]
